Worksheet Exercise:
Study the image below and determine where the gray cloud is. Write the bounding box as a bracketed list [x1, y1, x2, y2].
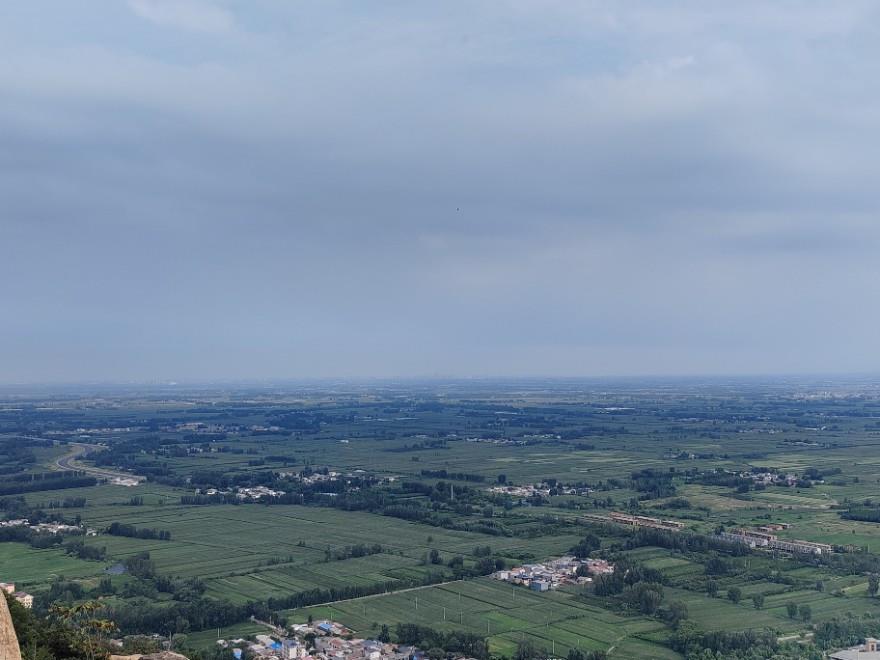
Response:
[1, 1, 879, 382]
[128, 0, 235, 33]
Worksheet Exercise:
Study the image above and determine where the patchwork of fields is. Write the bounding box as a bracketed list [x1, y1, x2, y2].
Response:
[8, 381, 880, 659]
[289, 578, 680, 659]
[51, 500, 580, 601]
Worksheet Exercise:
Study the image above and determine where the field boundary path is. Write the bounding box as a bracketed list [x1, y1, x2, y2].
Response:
[289, 579, 465, 612]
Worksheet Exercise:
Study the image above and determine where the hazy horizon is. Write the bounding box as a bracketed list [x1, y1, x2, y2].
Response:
[3, 2, 880, 382]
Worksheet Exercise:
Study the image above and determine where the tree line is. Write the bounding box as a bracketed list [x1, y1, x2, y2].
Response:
[107, 522, 172, 540]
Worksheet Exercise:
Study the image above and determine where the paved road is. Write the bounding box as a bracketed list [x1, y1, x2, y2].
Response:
[54, 442, 145, 482]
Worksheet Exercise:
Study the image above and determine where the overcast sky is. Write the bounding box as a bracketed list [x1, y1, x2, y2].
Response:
[2, 1, 879, 382]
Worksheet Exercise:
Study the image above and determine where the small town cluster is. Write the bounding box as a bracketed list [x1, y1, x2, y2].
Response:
[464, 437, 527, 446]
[0, 518, 94, 535]
[198, 486, 288, 501]
[197, 469, 376, 502]
[744, 470, 808, 487]
[218, 621, 425, 660]
[0, 582, 33, 609]
[486, 483, 592, 498]
[492, 555, 614, 591]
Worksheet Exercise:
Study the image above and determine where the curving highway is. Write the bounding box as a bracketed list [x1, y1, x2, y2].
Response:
[54, 442, 145, 483]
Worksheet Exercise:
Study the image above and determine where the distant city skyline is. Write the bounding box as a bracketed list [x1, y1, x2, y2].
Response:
[2, 2, 880, 383]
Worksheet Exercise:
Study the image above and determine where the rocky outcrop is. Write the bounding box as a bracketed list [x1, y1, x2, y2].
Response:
[0, 596, 22, 660]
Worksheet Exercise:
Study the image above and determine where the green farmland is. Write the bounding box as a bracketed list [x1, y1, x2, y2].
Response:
[61, 502, 582, 601]
[290, 578, 680, 659]
[7, 379, 880, 659]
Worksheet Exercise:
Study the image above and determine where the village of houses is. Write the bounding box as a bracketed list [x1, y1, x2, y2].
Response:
[4, 568, 445, 660]
[486, 483, 592, 499]
[198, 469, 376, 502]
[492, 555, 614, 592]
[213, 620, 424, 660]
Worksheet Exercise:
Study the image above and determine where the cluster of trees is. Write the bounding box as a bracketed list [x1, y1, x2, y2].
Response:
[670, 624, 780, 659]
[841, 506, 880, 523]
[814, 613, 880, 650]
[0, 524, 83, 549]
[43, 497, 87, 509]
[70, 552, 206, 602]
[630, 469, 677, 500]
[587, 555, 690, 627]
[270, 410, 329, 431]
[445, 551, 505, 579]
[384, 439, 448, 453]
[512, 640, 606, 660]
[803, 466, 841, 481]
[420, 469, 485, 482]
[806, 546, 880, 575]
[324, 543, 384, 561]
[0, 525, 41, 544]
[622, 527, 751, 557]
[180, 493, 236, 506]
[394, 623, 488, 659]
[6, 594, 115, 660]
[785, 601, 812, 622]
[0, 474, 96, 496]
[107, 567, 456, 636]
[377, 502, 508, 537]
[570, 533, 601, 558]
[107, 522, 171, 540]
[622, 582, 666, 615]
[64, 539, 106, 561]
[0, 438, 41, 473]
[124, 552, 157, 579]
[592, 558, 664, 598]
[33, 577, 117, 610]
[655, 497, 693, 510]
[690, 469, 754, 491]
